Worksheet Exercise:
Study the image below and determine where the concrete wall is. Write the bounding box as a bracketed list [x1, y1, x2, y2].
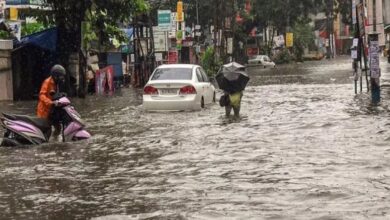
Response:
[0, 48, 13, 101]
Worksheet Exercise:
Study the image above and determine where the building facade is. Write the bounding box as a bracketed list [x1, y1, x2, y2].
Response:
[0, 0, 5, 19]
[383, 0, 390, 52]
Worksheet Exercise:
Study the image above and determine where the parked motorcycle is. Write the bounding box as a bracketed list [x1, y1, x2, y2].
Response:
[0, 94, 91, 146]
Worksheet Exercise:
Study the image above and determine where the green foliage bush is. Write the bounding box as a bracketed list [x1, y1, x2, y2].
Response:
[272, 48, 294, 64]
[0, 30, 13, 39]
[201, 47, 222, 77]
[22, 23, 47, 37]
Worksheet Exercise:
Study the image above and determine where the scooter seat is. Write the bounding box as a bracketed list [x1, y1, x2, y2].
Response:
[2, 113, 51, 131]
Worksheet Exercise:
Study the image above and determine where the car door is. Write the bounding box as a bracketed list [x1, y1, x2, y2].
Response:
[264, 56, 272, 67]
[199, 68, 213, 103]
[195, 68, 206, 98]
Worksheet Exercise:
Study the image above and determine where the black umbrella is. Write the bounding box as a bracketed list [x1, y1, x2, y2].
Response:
[216, 62, 250, 93]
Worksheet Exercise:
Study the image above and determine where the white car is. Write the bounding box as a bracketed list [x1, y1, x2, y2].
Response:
[248, 55, 276, 68]
[143, 64, 216, 111]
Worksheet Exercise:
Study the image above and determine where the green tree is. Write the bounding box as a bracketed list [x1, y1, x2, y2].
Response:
[201, 47, 222, 77]
[251, 0, 324, 33]
[292, 21, 315, 61]
[36, 0, 149, 95]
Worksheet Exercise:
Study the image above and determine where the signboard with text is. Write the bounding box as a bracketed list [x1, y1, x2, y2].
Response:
[158, 10, 171, 31]
[6, 0, 43, 5]
[153, 28, 168, 52]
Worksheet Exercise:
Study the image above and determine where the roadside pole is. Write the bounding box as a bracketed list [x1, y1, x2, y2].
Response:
[369, 0, 381, 103]
[351, 0, 361, 94]
[356, 1, 370, 93]
[177, 0, 183, 64]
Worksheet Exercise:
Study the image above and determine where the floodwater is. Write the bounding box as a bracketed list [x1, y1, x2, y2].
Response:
[1, 58, 390, 220]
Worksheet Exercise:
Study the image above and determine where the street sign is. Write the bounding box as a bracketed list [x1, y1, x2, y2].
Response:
[158, 10, 171, 31]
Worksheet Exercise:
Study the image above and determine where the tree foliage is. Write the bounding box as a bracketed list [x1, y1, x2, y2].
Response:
[39, 0, 149, 53]
[251, 0, 324, 33]
[34, 0, 148, 95]
[292, 22, 315, 61]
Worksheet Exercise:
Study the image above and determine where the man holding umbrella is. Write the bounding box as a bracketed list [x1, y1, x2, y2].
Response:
[216, 62, 250, 117]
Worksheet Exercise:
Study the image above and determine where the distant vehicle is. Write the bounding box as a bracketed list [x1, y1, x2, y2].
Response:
[248, 55, 276, 68]
[303, 52, 325, 61]
[143, 64, 216, 111]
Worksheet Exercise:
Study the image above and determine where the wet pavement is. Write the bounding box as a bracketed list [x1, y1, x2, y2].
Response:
[1, 57, 390, 220]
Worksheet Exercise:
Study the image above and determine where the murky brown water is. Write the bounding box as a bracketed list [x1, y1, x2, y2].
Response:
[1, 58, 390, 220]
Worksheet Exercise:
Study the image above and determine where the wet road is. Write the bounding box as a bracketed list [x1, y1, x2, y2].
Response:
[1, 58, 390, 220]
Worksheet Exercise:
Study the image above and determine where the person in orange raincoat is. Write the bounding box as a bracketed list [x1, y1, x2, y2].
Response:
[37, 65, 66, 139]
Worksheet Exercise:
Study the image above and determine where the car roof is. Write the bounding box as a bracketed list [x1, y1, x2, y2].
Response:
[157, 64, 200, 69]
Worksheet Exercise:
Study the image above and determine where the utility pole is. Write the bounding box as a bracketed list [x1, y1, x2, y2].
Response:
[196, 0, 199, 26]
[369, 0, 381, 103]
[177, 0, 183, 63]
[326, 0, 334, 59]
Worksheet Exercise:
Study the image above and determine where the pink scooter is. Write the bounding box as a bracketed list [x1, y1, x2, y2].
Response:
[1, 95, 91, 146]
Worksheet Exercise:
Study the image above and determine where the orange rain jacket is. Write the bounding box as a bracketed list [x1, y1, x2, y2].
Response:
[36, 76, 57, 119]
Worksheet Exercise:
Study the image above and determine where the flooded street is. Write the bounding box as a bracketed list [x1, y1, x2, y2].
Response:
[1, 58, 390, 220]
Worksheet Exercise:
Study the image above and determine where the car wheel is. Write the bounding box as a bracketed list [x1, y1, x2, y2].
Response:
[213, 92, 216, 103]
[263, 66, 266, 68]
[201, 97, 205, 108]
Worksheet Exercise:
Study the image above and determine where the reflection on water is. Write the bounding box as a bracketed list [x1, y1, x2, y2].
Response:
[1, 59, 390, 220]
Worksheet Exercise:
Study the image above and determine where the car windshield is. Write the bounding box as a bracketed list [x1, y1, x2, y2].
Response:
[151, 68, 193, 80]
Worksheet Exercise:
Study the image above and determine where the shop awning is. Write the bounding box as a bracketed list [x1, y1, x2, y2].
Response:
[385, 25, 390, 31]
[15, 27, 57, 51]
[5, 0, 50, 9]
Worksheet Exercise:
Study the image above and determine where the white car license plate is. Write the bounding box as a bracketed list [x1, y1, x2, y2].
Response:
[160, 89, 178, 94]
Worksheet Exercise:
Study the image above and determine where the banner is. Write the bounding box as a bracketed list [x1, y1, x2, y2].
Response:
[10, 8, 18, 20]
[273, 35, 285, 48]
[227, 38, 233, 54]
[95, 65, 115, 95]
[286, 33, 293, 48]
[168, 49, 178, 64]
